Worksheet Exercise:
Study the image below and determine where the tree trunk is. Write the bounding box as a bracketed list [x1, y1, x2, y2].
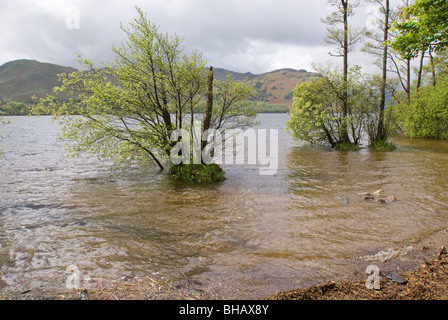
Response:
[202, 66, 214, 152]
[161, 81, 175, 156]
[416, 49, 425, 91]
[341, 0, 350, 144]
[406, 58, 411, 101]
[428, 46, 437, 87]
[376, 0, 390, 142]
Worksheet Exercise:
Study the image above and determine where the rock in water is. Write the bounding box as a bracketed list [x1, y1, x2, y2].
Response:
[358, 192, 372, 196]
[373, 189, 386, 197]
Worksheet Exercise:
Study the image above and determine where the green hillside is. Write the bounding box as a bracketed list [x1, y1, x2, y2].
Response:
[0, 59, 77, 104]
[0, 59, 320, 112]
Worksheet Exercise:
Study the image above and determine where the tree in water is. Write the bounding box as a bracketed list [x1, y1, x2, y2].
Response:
[322, 0, 364, 145]
[287, 66, 378, 149]
[362, 0, 397, 148]
[390, 0, 448, 141]
[35, 7, 256, 181]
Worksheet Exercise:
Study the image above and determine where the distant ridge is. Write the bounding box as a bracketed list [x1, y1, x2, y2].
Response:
[195, 67, 321, 105]
[0, 59, 320, 106]
[213, 68, 258, 82]
[0, 59, 77, 103]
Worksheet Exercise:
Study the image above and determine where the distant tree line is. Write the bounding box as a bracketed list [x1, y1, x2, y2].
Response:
[0, 100, 31, 116]
[244, 101, 290, 113]
[0, 101, 10, 147]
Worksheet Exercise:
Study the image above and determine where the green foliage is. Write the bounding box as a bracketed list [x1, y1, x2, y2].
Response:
[210, 74, 258, 130]
[364, 76, 400, 147]
[334, 142, 360, 151]
[0, 101, 10, 151]
[391, 0, 448, 58]
[243, 101, 289, 113]
[286, 78, 336, 146]
[0, 101, 30, 115]
[286, 66, 379, 148]
[168, 163, 225, 183]
[369, 139, 397, 151]
[394, 77, 448, 139]
[33, 7, 256, 173]
[432, 49, 448, 80]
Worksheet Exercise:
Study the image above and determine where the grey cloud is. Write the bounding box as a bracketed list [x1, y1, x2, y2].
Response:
[144, 0, 333, 51]
[0, 0, 377, 74]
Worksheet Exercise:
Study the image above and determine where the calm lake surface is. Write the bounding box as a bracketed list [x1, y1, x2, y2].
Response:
[1, 114, 448, 298]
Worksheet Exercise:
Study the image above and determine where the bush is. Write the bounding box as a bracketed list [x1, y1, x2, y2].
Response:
[168, 163, 226, 183]
[369, 139, 397, 151]
[286, 67, 378, 148]
[0, 101, 30, 116]
[395, 77, 448, 140]
[334, 142, 360, 151]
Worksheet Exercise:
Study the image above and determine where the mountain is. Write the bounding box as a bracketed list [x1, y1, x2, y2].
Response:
[0, 59, 320, 107]
[0, 60, 77, 104]
[214, 67, 321, 106]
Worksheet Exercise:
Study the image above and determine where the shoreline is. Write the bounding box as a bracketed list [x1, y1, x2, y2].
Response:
[267, 227, 448, 300]
[268, 245, 448, 300]
[2, 247, 447, 301]
[1, 229, 448, 300]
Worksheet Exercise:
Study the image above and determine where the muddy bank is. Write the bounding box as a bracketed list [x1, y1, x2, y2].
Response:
[268, 227, 448, 300]
[268, 246, 448, 300]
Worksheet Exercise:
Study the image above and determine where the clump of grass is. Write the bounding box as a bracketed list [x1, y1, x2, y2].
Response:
[334, 142, 360, 151]
[369, 139, 397, 151]
[168, 163, 226, 183]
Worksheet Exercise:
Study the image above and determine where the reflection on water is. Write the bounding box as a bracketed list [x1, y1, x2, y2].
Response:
[1, 115, 448, 298]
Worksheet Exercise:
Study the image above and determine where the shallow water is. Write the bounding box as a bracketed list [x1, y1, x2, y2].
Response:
[1, 114, 448, 298]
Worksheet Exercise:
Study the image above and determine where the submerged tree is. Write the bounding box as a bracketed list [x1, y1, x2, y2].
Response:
[394, 76, 448, 139]
[362, 0, 395, 143]
[322, 0, 365, 144]
[389, 0, 448, 140]
[35, 7, 256, 181]
[286, 66, 378, 149]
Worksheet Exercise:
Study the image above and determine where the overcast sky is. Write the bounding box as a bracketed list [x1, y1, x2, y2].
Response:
[0, 0, 396, 74]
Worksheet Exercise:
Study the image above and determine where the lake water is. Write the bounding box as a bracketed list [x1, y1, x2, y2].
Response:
[1, 114, 448, 298]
